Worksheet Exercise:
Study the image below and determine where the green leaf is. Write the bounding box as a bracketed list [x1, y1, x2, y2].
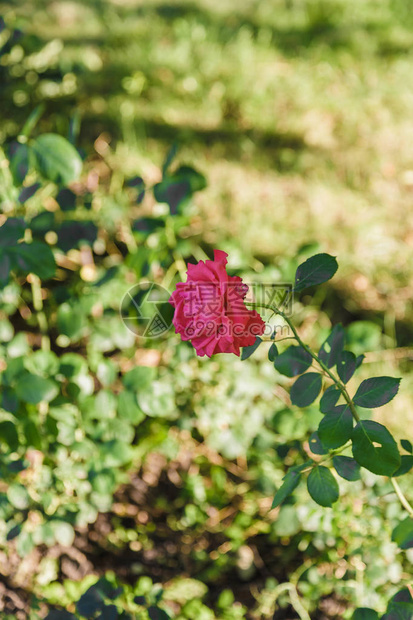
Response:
[353, 376, 400, 408]
[57, 303, 85, 340]
[0, 421, 19, 452]
[90, 469, 116, 495]
[100, 605, 119, 620]
[318, 405, 353, 449]
[268, 342, 278, 362]
[307, 466, 339, 507]
[294, 253, 338, 292]
[37, 523, 55, 546]
[162, 143, 178, 175]
[30, 133, 83, 185]
[337, 350, 357, 383]
[18, 183, 41, 204]
[10, 241, 56, 280]
[56, 188, 77, 211]
[117, 390, 145, 424]
[51, 521, 75, 547]
[355, 354, 365, 369]
[0, 249, 11, 284]
[401, 439, 413, 454]
[24, 420, 42, 449]
[0, 217, 26, 246]
[7, 460, 26, 474]
[30, 211, 56, 236]
[392, 517, 413, 550]
[137, 381, 176, 419]
[273, 345, 312, 377]
[56, 221, 98, 252]
[17, 530, 34, 557]
[309, 431, 329, 455]
[318, 324, 345, 368]
[154, 165, 206, 214]
[9, 142, 29, 186]
[25, 350, 59, 376]
[383, 588, 413, 620]
[7, 483, 30, 509]
[7, 523, 21, 541]
[333, 455, 361, 481]
[16, 373, 59, 404]
[272, 505, 300, 536]
[392, 455, 413, 477]
[148, 607, 171, 620]
[76, 583, 104, 617]
[1, 387, 18, 414]
[319, 385, 340, 414]
[352, 420, 400, 476]
[352, 609, 379, 620]
[59, 353, 88, 378]
[99, 440, 133, 467]
[271, 469, 301, 509]
[95, 358, 117, 387]
[290, 372, 322, 407]
[175, 165, 207, 193]
[122, 366, 156, 390]
[20, 104, 45, 139]
[241, 337, 262, 360]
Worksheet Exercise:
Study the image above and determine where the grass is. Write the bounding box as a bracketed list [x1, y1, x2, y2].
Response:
[4, 1, 412, 282]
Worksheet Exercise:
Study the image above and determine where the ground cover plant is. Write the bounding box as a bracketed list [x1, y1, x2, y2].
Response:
[1, 1, 413, 618]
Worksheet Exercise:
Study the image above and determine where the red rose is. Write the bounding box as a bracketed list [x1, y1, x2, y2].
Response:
[169, 250, 265, 357]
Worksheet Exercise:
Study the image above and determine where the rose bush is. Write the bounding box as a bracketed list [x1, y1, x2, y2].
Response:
[169, 251, 413, 619]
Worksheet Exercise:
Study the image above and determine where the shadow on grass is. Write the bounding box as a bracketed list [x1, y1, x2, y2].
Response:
[43, 0, 413, 60]
[130, 1, 413, 57]
[80, 111, 309, 171]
